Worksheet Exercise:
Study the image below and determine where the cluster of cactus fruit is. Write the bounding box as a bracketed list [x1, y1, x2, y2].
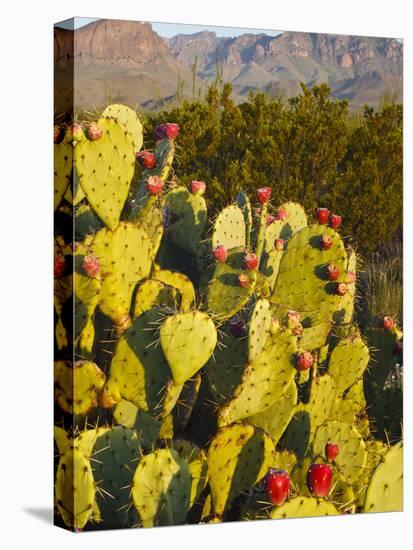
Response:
[54, 103, 403, 531]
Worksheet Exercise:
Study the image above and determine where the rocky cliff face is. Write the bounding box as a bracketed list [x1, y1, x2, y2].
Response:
[54, 19, 403, 112]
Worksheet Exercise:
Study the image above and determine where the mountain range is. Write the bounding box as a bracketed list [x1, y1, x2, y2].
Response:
[54, 19, 403, 113]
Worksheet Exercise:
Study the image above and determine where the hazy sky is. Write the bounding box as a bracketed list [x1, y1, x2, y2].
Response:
[55, 17, 282, 37]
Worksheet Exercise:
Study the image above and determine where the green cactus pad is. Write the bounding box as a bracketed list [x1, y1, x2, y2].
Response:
[284, 410, 311, 460]
[54, 135, 73, 211]
[131, 448, 191, 527]
[337, 248, 357, 326]
[236, 191, 252, 246]
[270, 496, 338, 519]
[313, 420, 367, 484]
[208, 424, 274, 518]
[206, 323, 248, 403]
[353, 439, 388, 507]
[92, 426, 142, 529]
[135, 206, 164, 258]
[172, 374, 202, 434]
[278, 202, 308, 237]
[75, 203, 105, 241]
[163, 186, 207, 254]
[300, 320, 331, 351]
[272, 450, 298, 474]
[171, 440, 209, 508]
[306, 374, 336, 440]
[73, 264, 101, 351]
[248, 381, 298, 445]
[364, 441, 403, 513]
[248, 299, 272, 361]
[54, 361, 105, 416]
[346, 379, 367, 409]
[260, 248, 284, 291]
[102, 103, 143, 152]
[330, 397, 361, 425]
[206, 246, 257, 321]
[217, 328, 297, 426]
[271, 224, 347, 327]
[160, 311, 217, 385]
[54, 427, 104, 530]
[153, 268, 196, 312]
[328, 335, 370, 395]
[113, 400, 163, 450]
[104, 308, 179, 416]
[133, 279, 177, 318]
[91, 222, 154, 327]
[212, 205, 246, 250]
[75, 118, 135, 229]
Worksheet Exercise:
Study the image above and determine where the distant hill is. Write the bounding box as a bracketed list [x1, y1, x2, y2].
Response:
[54, 19, 402, 114]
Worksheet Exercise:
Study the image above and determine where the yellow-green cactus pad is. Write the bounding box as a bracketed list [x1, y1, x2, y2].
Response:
[248, 298, 272, 361]
[171, 440, 209, 507]
[212, 205, 246, 250]
[102, 103, 143, 152]
[328, 335, 370, 395]
[208, 424, 274, 518]
[313, 420, 367, 484]
[364, 441, 403, 513]
[217, 328, 297, 426]
[131, 448, 191, 527]
[160, 311, 217, 385]
[104, 308, 179, 416]
[272, 224, 347, 326]
[54, 360, 106, 416]
[270, 496, 339, 519]
[248, 381, 298, 445]
[54, 133, 73, 211]
[272, 450, 298, 474]
[236, 191, 252, 246]
[75, 118, 135, 229]
[133, 279, 177, 318]
[153, 268, 195, 312]
[92, 222, 154, 327]
[207, 246, 257, 321]
[113, 399, 163, 450]
[91, 426, 142, 529]
[163, 186, 207, 254]
[54, 427, 104, 530]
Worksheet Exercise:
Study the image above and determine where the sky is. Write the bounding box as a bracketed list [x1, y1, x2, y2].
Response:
[55, 17, 282, 37]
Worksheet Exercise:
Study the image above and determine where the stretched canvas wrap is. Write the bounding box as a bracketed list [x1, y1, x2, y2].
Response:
[53, 17, 403, 531]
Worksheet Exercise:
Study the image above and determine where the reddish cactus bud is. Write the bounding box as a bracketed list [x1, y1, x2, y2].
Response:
[146, 175, 163, 196]
[257, 187, 272, 204]
[82, 254, 100, 278]
[191, 180, 206, 195]
[329, 213, 342, 230]
[213, 245, 228, 263]
[316, 207, 330, 225]
[327, 264, 340, 281]
[244, 252, 259, 270]
[87, 122, 103, 141]
[297, 351, 313, 371]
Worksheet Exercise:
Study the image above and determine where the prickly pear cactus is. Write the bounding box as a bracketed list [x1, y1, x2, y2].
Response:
[54, 106, 403, 531]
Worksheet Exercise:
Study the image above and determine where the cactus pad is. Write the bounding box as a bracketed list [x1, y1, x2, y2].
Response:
[270, 496, 339, 519]
[54, 133, 73, 210]
[163, 186, 207, 254]
[212, 205, 246, 250]
[207, 246, 257, 321]
[102, 103, 143, 152]
[364, 441, 403, 513]
[153, 268, 195, 312]
[328, 335, 370, 395]
[133, 279, 177, 318]
[313, 420, 367, 484]
[171, 440, 209, 507]
[131, 448, 191, 527]
[54, 361, 106, 416]
[160, 311, 217, 384]
[75, 118, 135, 229]
[217, 328, 297, 426]
[207, 424, 274, 518]
[92, 426, 142, 528]
[248, 298, 272, 361]
[91, 222, 154, 327]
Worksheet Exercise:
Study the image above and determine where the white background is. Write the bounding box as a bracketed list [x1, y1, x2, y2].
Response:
[0, 0, 411, 548]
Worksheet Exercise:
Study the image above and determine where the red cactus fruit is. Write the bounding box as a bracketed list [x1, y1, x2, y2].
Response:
[307, 464, 333, 497]
[325, 443, 339, 462]
[87, 122, 103, 141]
[327, 264, 340, 281]
[317, 207, 330, 225]
[265, 469, 291, 506]
[329, 213, 342, 230]
[383, 316, 395, 330]
[54, 255, 65, 278]
[321, 234, 333, 250]
[83, 254, 100, 278]
[146, 176, 163, 196]
[336, 282, 347, 296]
[191, 180, 206, 195]
[238, 274, 250, 288]
[67, 123, 84, 143]
[346, 271, 356, 284]
[276, 208, 287, 221]
[244, 252, 259, 270]
[137, 150, 157, 169]
[257, 187, 272, 204]
[266, 214, 276, 225]
[274, 239, 284, 251]
[297, 351, 313, 371]
[213, 245, 228, 263]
